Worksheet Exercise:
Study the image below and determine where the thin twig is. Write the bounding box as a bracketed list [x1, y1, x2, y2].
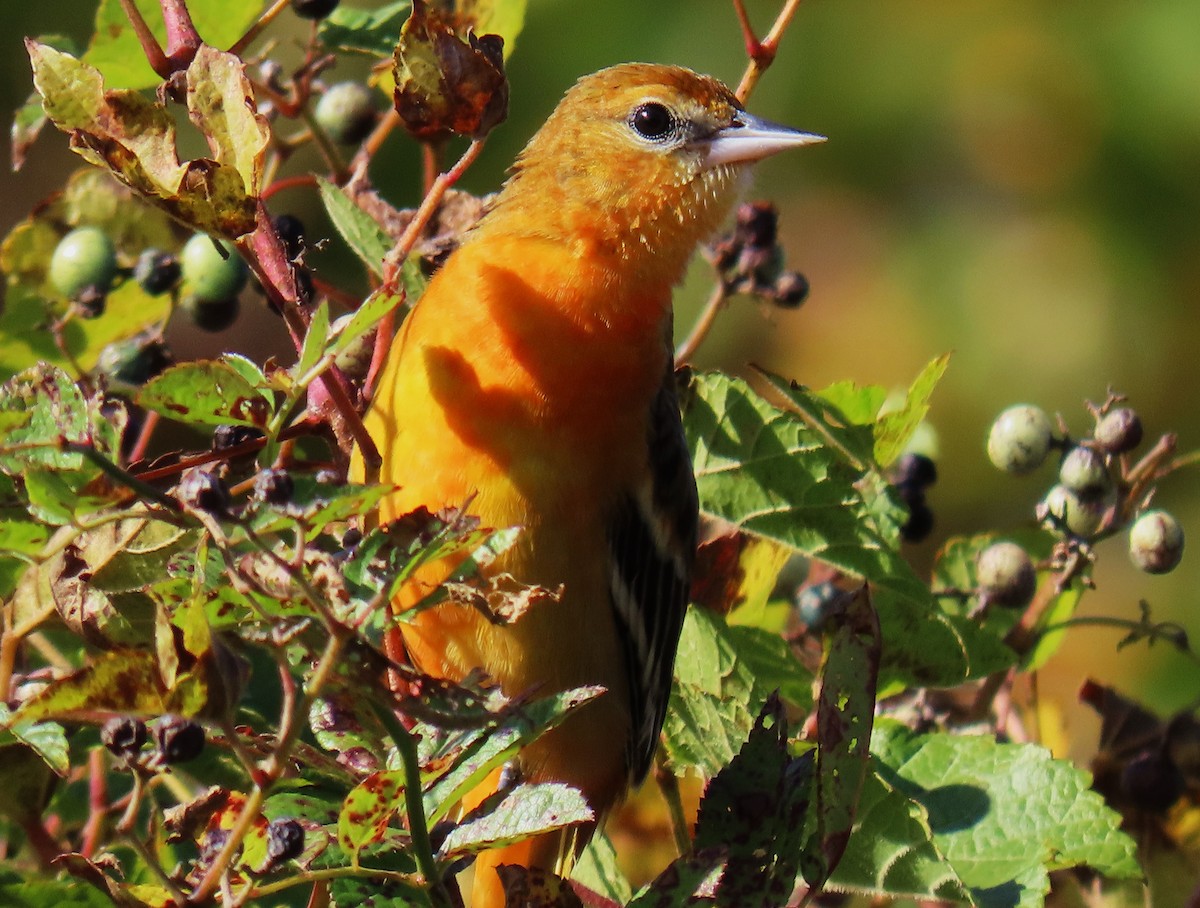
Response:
[228, 0, 290, 58]
[675, 281, 730, 364]
[381, 138, 489, 289]
[117, 0, 170, 78]
[735, 0, 807, 103]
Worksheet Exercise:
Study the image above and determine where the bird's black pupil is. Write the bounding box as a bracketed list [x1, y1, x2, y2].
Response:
[631, 103, 674, 140]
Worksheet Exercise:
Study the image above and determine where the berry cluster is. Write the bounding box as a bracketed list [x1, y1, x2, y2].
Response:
[708, 202, 810, 308]
[986, 397, 1184, 575]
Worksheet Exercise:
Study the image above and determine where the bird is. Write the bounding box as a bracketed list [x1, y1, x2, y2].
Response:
[352, 62, 822, 907]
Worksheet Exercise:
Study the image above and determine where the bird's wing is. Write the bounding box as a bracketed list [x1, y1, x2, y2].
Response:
[606, 363, 699, 783]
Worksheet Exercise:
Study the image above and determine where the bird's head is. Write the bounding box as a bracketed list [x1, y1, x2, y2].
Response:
[480, 63, 823, 284]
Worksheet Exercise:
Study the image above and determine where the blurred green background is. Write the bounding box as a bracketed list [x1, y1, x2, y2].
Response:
[1, 0, 1198, 761]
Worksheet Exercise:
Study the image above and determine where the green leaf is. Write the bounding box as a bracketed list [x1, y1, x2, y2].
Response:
[438, 782, 592, 858]
[0, 869, 114, 907]
[684, 372, 924, 603]
[872, 721, 1141, 906]
[627, 850, 726, 908]
[318, 1, 413, 58]
[297, 300, 332, 379]
[664, 607, 811, 775]
[873, 353, 950, 466]
[463, 0, 527, 57]
[422, 686, 601, 826]
[137, 359, 272, 428]
[573, 831, 633, 903]
[693, 696, 812, 906]
[13, 648, 204, 722]
[804, 586, 880, 890]
[829, 771, 970, 902]
[0, 705, 69, 777]
[83, 0, 266, 90]
[0, 364, 89, 472]
[337, 769, 407, 863]
[0, 520, 49, 557]
[317, 178, 394, 277]
[874, 585, 1017, 692]
[330, 289, 406, 359]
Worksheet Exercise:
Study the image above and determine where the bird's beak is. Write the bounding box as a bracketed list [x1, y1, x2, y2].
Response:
[701, 111, 825, 167]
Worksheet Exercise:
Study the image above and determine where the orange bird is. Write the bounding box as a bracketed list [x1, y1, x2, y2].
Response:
[355, 63, 821, 905]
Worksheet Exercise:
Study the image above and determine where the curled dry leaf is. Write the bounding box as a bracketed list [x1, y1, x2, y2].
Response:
[392, 1, 508, 140]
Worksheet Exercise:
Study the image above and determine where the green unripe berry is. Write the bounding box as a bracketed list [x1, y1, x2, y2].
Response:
[1039, 484, 1106, 539]
[315, 82, 378, 145]
[1058, 446, 1111, 498]
[49, 226, 118, 299]
[1129, 510, 1184, 575]
[331, 313, 374, 378]
[987, 404, 1054, 475]
[976, 541, 1037, 610]
[179, 234, 249, 304]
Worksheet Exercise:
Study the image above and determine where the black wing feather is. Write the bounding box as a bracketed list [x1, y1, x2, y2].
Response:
[607, 365, 698, 783]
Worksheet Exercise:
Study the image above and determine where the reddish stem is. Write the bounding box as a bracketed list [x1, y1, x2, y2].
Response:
[161, 0, 202, 70]
[127, 410, 161, 466]
[117, 0, 171, 78]
[262, 173, 319, 202]
[80, 748, 108, 859]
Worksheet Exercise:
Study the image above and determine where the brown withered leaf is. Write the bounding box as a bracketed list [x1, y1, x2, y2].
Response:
[164, 785, 231, 843]
[392, 1, 508, 140]
[27, 41, 267, 238]
[690, 519, 791, 617]
[444, 572, 562, 625]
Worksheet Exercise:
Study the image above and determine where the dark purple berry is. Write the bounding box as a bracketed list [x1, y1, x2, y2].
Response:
[291, 0, 339, 20]
[154, 715, 206, 764]
[182, 294, 240, 332]
[794, 581, 843, 631]
[100, 716, 148, 757]
[772, 270, 809, 308]
[96, 334, 173, 387]
[892, 452, 938, 491]
[734, 201, 778, 249]
[1094, 407, 1143, 455]
[213, 424, 263, 451]
[177, 468, 231, 516]
[1120, 749, 1184, 813]
[133, 249, 181, 296]
[266, 818, 306, 863]
[255, 469, 294, 505]
[900, 495, 934, 543]
[272, 214, 306, 260]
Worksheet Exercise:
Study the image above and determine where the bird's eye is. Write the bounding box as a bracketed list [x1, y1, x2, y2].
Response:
[629, 102, 676, 141]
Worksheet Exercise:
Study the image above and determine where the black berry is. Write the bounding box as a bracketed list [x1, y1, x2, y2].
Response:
[154, 715, 206, 764]
[266, 818, 306, 863]
[100, 716, 148, 758]
[291, 0, 339, 20]
[1094, 407, 1143, 455]
[133, 249, 181, 296]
